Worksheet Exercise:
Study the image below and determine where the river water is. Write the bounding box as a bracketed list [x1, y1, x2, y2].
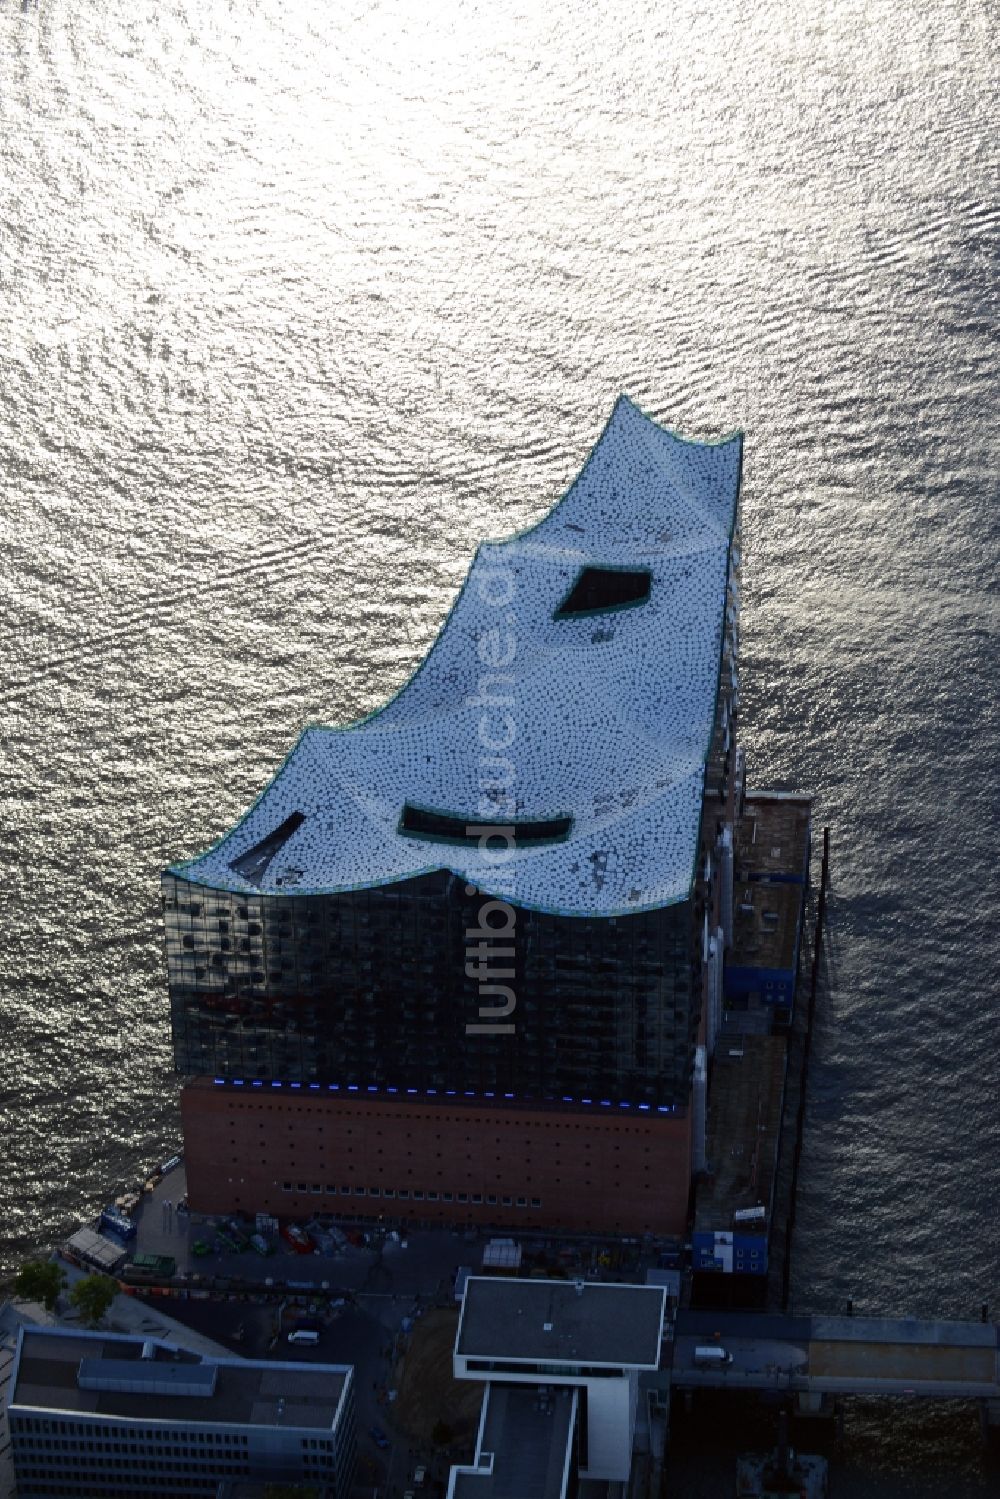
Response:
[1, 0, 996, 1489]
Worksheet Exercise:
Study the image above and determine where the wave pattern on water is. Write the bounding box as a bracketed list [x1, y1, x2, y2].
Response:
[0, 2, 997, 1489]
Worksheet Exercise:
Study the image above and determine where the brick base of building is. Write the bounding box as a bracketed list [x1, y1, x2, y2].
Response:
[180, 1080, 693, 1238]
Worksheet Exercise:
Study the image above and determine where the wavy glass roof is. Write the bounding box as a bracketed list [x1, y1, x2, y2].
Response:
[171, 396, 741, 916]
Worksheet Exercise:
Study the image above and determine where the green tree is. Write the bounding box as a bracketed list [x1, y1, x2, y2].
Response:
[14, 1259, 66, 1311]
[69, 1274, 116, 1327]
[432, 1417, 453, 1448]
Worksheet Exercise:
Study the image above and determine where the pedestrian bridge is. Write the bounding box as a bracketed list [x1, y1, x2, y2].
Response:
[672, 1312, 1000, 1401]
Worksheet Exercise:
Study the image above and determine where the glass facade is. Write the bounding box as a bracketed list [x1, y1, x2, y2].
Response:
[163, 439, 741, 1111]
[165, 870, 702, 1107]
[161, 403, 742, 1113]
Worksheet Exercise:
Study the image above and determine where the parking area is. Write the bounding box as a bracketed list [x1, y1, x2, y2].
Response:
[69, 1162, 671, 1496]
[129, 1167, 484, 1300]
[135, 1286, 462, 1496]
[125, 1165, 664, 1293]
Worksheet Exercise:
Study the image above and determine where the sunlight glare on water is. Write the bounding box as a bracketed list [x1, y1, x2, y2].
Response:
[0, 1, 997, 1489]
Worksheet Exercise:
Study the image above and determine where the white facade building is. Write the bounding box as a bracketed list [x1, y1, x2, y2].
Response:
[449, 1276, 666, 1496]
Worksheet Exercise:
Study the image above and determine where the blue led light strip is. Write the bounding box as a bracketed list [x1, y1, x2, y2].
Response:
[210, 1077, 676, 1113]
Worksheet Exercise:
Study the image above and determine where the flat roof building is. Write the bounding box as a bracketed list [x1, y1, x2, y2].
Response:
[8, 1326, 356, 1497]
[456, 1276, 666, 1371]
[450, 1277, 665, 1493]
[450, 1383, 578, 1499]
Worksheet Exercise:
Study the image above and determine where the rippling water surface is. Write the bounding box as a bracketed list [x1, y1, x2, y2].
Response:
[1, 1, 996, 1489]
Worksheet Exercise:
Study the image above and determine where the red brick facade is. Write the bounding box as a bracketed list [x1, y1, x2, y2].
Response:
[181, 1081, 693, 1238]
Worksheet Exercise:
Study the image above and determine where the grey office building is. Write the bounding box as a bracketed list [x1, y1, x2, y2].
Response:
[8, 1326, 356, 1498]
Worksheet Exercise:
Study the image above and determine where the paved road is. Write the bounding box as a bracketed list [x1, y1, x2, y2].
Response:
[672, 1312, 1000, 1400]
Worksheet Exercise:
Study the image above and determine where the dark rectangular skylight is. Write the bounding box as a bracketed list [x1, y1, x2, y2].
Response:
[399, 805, 572, 846]
[555, 566, 651, 617]
[229, 812, 306, 884]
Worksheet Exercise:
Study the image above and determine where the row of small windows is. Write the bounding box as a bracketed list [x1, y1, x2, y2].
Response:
[17, 1484, 219, 1496]
[169, 895, 665, 928]
[16, 1451, 251, 1472]
[226, 1105, 667, 1135]
[14, 1420, 248, 1445]
[466, 1358, 626, 1378]
[168, 906, 676, 950]
[279, 1182, 542, 1208]
[18, 1455, 249, 1470]
[253, 1142, 652, 1157]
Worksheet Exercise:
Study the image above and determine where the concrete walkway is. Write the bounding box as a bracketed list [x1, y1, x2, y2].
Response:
[53, 1256, 233, 1359]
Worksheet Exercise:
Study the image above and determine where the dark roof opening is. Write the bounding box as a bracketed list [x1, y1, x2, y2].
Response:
[229, 812, 306, 884]
[399, 805, 572, 847]
[555, 566, 651, 618]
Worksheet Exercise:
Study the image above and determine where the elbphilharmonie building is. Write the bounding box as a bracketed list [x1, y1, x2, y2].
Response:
[165, 397, 743, 1236]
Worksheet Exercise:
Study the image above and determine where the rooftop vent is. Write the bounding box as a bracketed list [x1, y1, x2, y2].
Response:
[399, 805, 572, 847]
[77, 1358, 216, 1399]
[554, 566, 651, 618]
[229, 812, 306, 885]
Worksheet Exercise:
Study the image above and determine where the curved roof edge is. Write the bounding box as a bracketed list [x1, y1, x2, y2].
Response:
[163, 860, 694, 920]
[167, 397, 742, 914]
[498, 394, 742, 550]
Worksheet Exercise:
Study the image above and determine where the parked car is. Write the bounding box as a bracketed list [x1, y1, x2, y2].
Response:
[280, 1223, 314, 1255]
[369, 1425, 390, 1450]
[694, 1344, 733, 1366]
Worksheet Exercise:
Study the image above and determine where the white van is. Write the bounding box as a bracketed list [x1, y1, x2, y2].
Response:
[694, 1344, 733, 1366]
[287, 1329, 320, 1346]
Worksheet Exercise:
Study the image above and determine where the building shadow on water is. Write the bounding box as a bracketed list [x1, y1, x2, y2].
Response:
[666, 1390, 998, 1498]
